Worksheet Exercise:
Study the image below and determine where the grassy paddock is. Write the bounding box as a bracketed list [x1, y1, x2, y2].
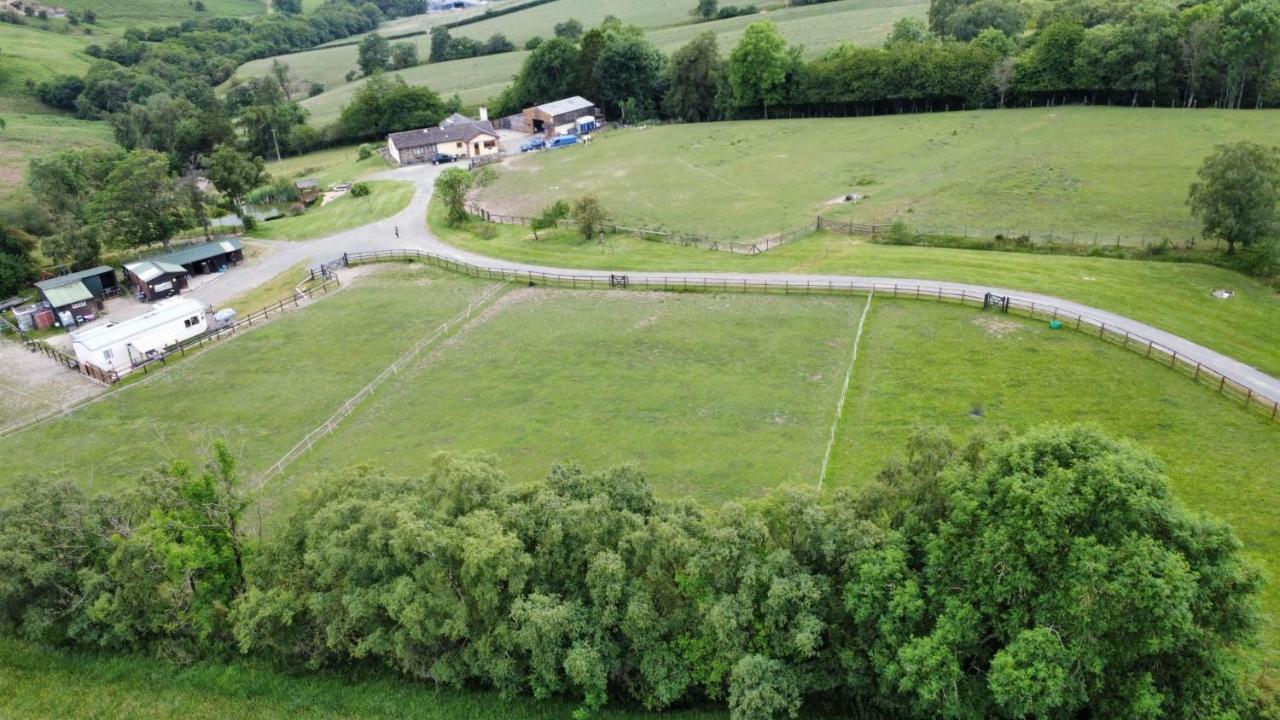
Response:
[284, 288, 863, 503]
[0, 23, 95, 95]
[477, 107, 1280, 242]
[0, 639, 726, 720]
[266, 143, 392, 187]
[827, 299, 1280, 660]
[0, 266, 495, 495]
[430, 200, 1280, 378]
[248, 180, 412, 241]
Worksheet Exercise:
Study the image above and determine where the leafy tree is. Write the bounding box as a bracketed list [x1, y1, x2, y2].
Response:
[485, 33, 515, 54]
[390, 41, 418, 69]
[728, 21, 790, 118]
[336, 73, 448, 142]
[885, 16, 933, 46]
[1188, 140, 1280, 254]
[26, 148, 122, 229]
[572, 195, 607, 240]
[0, 220, 38, 297]
[1220, 0, 1280, 108]
[592, 28, 665, 120]
[350, 182, 371, 197]
[498, 37, 581, 113]
[1015, 18, 1085, 96]
[845, 426, 1263, 719]
[205, 144, 266, 217]
[1177, 4, 1222, 108]
[273, 0, 303, 13]
[530, 200, 569, 240]
[970, 26, 1016, 57]
[435, 167, 473, 225]
[41, 226, 102, 271]
[693, 0, 718, 20]
[357, 32, 390, 76]
[554, 18, 583, 40]
[943, 0, 1026, 40]
[87, 149, 190, 250]
[525, 36, 544, 51]
[664, 32, 725, 122]
[35, 75, 85, 111]
[270, 59, 293, 101]
[430, 26, 452, 62]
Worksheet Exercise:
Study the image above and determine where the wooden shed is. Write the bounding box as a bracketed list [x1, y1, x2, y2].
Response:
[122, 259, 190, 302]
[34, 266, 120, 326]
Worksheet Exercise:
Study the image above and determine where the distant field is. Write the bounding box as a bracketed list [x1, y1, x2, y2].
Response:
[0, 113, 113, 203]
[242, 0, 924, 127]
[477, 107, 1279, 243]
[266, 143, 392, 186]
[54, 0, 265, 28]
[0, 23, 95, 97]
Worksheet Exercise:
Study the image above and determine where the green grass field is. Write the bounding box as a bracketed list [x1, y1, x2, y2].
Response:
[266, 142, 392, 186]
[247, 180, 412, 241]
[283, 288, 862, 502]
[249, 0, 924, 128]
[0, 639, 725, 720]
[477, 107, 1279, 243]
[0, 112, 113, 202]
[0, 266, 495, 496]
[0, 23, 96, 97]
[431, 199, 1280, 379]
[54, 0, 266, 28]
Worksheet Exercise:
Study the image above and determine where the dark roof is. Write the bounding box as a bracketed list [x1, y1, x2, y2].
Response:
[146, 239, 244, 268]
[35, 265, 114, 291]
[389, 118, 498, 150]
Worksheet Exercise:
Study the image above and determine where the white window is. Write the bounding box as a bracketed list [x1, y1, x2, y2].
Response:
[103, 349, 113, 360]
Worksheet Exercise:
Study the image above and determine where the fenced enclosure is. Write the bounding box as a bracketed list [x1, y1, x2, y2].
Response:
[328, 248, 1280, 425]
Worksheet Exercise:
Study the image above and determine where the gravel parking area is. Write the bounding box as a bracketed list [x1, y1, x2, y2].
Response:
[0, 339, 103, 432]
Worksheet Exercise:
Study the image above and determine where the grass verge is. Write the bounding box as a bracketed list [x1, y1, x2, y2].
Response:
[248, 180, 412, 241]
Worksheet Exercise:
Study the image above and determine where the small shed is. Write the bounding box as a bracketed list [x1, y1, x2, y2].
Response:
[153, 238, 245, 276]
[34, 266, 120, 325]
[523, 96, 598, 136]
[122, 259, 190, 302]
[70, 297, 208, 373]
[296, 178, 321, 204]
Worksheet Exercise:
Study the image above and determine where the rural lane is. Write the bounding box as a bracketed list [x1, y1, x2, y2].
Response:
[202, 162, 1280, 406]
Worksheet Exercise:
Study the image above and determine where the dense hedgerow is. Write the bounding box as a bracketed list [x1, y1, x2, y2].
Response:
[0, 427, 1271, 719]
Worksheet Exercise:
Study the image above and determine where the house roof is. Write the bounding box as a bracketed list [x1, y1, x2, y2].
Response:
[150, 239, 244, 268]
[42, 281, 94, 308]
[534, 96, 595, 117]
[71, 298, 205, 352]
[123, 259, 188, 283]
[35, 265, 114, 291]
[388, 118, 498, 150]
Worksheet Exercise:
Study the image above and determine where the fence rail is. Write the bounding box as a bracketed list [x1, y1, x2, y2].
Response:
[333, 248, 1280, 424]
[255, 278, 512, 486]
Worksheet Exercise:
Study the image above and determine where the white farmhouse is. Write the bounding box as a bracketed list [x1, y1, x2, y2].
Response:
[71, 298, 208, 373]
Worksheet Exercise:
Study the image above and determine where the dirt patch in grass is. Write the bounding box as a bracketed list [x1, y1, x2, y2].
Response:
[972, 316, 1022, 338]
[0, 341, 104, 433]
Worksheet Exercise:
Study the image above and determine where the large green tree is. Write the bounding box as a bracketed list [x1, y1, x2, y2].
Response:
[1188, 140, 1280, 254]
[205, 144, 266, 217]
[357, 33, 391, 76]
[846, 426, 1263, 719]
[663, 32, 725, 122]
[592, 28, 665, 120]
[87, 149, 190, 250]
[728, 21, 791, 118]
[435, 167, 474, 226]
[0, 221, 39, 297]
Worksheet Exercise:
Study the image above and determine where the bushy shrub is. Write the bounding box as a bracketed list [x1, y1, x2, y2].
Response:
[350, 182, 371, 197]
[357, 144, 373, 160]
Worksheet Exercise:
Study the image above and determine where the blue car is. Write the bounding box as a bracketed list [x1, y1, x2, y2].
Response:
[520, 138, 545, 152]
[548, 135, 579, 149]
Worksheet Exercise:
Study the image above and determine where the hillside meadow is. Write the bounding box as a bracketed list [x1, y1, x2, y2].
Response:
[476, 106, 1279, 243]
[239, 0, 926, 127]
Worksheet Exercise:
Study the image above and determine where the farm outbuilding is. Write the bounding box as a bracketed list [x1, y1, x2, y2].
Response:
[151, 239, 245, 276]
[122, 259, 190, 302]
[523, 96, 599, 136]
[34, 266, 120, 326]
[296, 178, 321, 204]
[70, 297, 208, 374]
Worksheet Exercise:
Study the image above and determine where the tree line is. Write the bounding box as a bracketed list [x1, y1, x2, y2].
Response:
[492, 0, 1278, 130]
[1, 426, 1274, 719]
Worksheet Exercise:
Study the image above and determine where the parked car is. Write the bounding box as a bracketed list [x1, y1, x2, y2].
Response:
[520, 138, 545, 152]
[548, 135, 579, 149]
[432, 153, 458, 165]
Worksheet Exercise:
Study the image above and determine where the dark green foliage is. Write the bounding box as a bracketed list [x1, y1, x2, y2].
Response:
[274, 0, 303, 14]
[389, 41, 418, 70]
[86, 149, 190, 249]
[554, 18, 583, 40]
[664, 33, 726, 122]
[205, 144, 266, 215]
[35, 75, 85, 112]
[530, 199, 569, 239]
[349, 181, 371, 197]
[0, 221, 38, 297]
[496, 37, 582, 115]
[336, 73, 450, 143]
[592, 29, 665, 120]
[0, 429, 1270, 718]
[1188, 140, 1280, 255]
[572, 195, 607, 240]
[357, 33, 390, 76]
[0, 444, 246, 657]
[435, 167, 473, 225]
